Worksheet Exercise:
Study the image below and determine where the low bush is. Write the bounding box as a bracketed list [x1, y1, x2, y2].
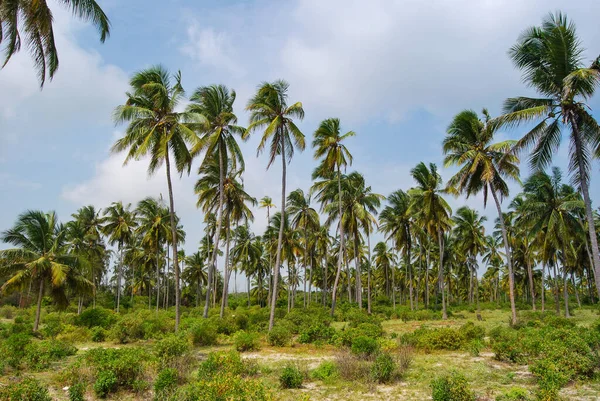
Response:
[311, 361, 338, 382]
[154, 368, 178, 400]
[234, 331, 261, 352]
[91, 326, 106, 342]
[371, 352, 396, 383]
[402, 326, 467, 351]
[351, 335, 379, 358]
[2, 332, 32, 368]
[109, 310, 172, 343]
[298, 323, 336, 344]
[68, 382, 85, 401]
[198, 351, 251, 380]
[496, 387, 532, 401]
[279, 365, 303, 389]
[75, 307, 117, 329]
[25, 339, 77, 370]
[267, 323, 292, 347]
[175, 373, 273, 401]
[431, 370, 475, 401]
[56, 324, 91, 343]
[94, 370, 117, 398]
[0, 377, 52, 401]
[335, 351, 372, 382]
[188, 319, 218, 346]
[155, 334, 190, 367]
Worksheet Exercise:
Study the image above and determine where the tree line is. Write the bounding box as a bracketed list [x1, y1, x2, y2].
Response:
[2, 12, 600, 332]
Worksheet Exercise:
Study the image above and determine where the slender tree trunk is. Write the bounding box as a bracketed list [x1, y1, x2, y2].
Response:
[156, 244, 161, 313]
[584, 238, 596, 303]
[468, 265, 473, 304]
[527, 259, 536, 311]
[571, 114, 600, 298]
[367, 233, 372, 314]
[322, 255, 327, 306]
[354, 231, 362, 309]
[197, 278, 201, 308]
[346, 251, 352, 303]
[33, 280, 44, 332]
[438, 229, 447, 320]
[204, 151, 226, 318]
[392, 265, 396, 309]
[220, 222, 231, 318]
[553, 263, 560, 314]
[572, 273, 581, 308]
[563, 265, 570, 318]
[330, 164, 346, 316]
[116, 242, 123, 313]
[490, 184, 517, 325]
[407, 243, 413, 311]
[131, 260, 135, 307]
[304, 225, 308, 308]
[164, 150, 181, 331]
[425, 249, 430, 309]
[269, 134, 286, 331]
[541, 264, 546, 312]
[308, 251, 313, 306]
[164, 246, 170, 309]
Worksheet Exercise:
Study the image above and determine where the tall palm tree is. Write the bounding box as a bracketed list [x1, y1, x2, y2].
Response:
[443, 109, 520, 324]
[187, 84, 246, 318]
[245, 80, 305, 330]
[409, 162, 452, 318]
[287, 188, 319, 308]
[259, 196, 276, 304]
[453, 207, 487, 313]
[311, 118, 354, 316]
[0, 211, 92, 331]
[499, 12, 600, 297]
[102, 202, 137, 313]
[183, 251, 207, 307]
[380, 190, 415, 310]
[373, 241, 397, 300]
[112, 66, 198, 330]
[0, 0, 110, 86]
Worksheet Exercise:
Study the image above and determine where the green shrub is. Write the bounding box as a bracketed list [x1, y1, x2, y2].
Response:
[2, 332, 32, 368]
[458, 322, 485, 341]
[311, 361, 338, 382]
[298, 323, 336, 344]
[0, 377, 52, 401]
[0, 305, 17, 319]
[41, 313, 64, 338]
[198, 351, 248, 380]
[68, 382, 85, 401]
[76, 307, 117, 329]
[267, 323, 292, 347]
[489, 326, 525, 363]
[109, 310, 172, 343]
[91, 326, 106, 342]
[155, 334, 190, 365]
[56, 324, 91, 343]
[402, 326, 466, 351]
[279, 365, 303, 389]
[188, 319, 218, 346]
[496, 387, 532, 401]
[371, 352, 396, 383]
[351, 335, 379, 357]
[234, 331, 260, 352]
[431, 371, 475, 401]
[346, 309, 382, 328]
[94, 370, 117, 398]
[25, 339, 77, 370]
[175, 373, 272, 401]
[154, 368, 178, 400]
[355, 322, 384, 338]
[468, 339, 483, 357]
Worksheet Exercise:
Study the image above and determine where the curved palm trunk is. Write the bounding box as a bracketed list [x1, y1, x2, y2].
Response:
[571, 115, 600, 298]
[330, 165, 345, 317]
[490, 184, 517, 325]
[220, 221, 232, 318]
[33, 280, 44, 332]
[164, 150, 181, 331]
[438, 229, 447, 320]
[204, 149, 226, 318]
[269, 135, 286, 331]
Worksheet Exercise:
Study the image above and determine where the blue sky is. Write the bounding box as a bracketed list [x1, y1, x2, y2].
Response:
[2, 0, 600, 283]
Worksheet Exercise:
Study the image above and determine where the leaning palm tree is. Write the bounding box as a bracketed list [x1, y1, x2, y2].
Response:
[409, 162, 452, 318]
[498, 12, 600, 296]
[245, 80, 305, 330]
[112, 66, 198, 330]
[186, 84, 246, 318]
[287, 188, 319, 308]
[0, 0, 110, 86]
[0, 211, 93, 331]
[443, 108, 520, 323]
[311, 118, 354, 316]
[102, 202, 137, 313]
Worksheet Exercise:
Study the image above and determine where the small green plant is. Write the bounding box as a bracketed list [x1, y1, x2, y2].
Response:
[350, 335, 379, 357]
[496, 387, 531, 401]
[234, 331, 261, 352]
[267, 324, 292, 347]
[198, 351, 248, 380]
[94, 370, 117, 398]
[0, 377, 52, 401]
[91, 326, 106, 342]
[68, 382, 85, 401]
[188, 320, 218, 346]
[279, 365, 303, 389]
[371, 352, 396, 383]
[431, 370, 475, 401]
[311, 361, 338, 382]
[154, 368, 178, 400]
[468, 339, 483, 357]
[154, 334, 190, 365]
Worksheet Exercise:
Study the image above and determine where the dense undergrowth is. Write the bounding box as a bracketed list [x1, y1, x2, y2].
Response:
[0, 300, 599, 400]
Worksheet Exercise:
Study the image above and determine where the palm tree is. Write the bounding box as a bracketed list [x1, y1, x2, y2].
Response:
[102, 202, 137, 313]
[245, 80, 305, 330]
[499, 12, 600, 297]
[0, 211, 92, 331]
[380, 190, 415, 310]
[443, 108, 520, 324]
[287, 188, 319, 308]
[259, 196, 276, 303]
[409, 162, 452, 318]
[0, 0, 110, 86]
[187, 84, 245, 318]
[112, 66, 198, 330]
[311, 118, 354, 316]
[452, 207, 487, 314]
[183, 251, 208, 307]
[373, 241, 397, 300]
